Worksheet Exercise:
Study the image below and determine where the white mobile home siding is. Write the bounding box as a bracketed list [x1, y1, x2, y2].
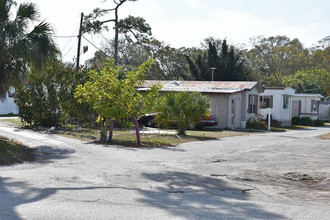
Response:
[0, 88, 19, 115]
[210, 94, 228, 128]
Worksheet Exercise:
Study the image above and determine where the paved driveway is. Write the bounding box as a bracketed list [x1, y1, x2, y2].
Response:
[0, 121, 329, 219]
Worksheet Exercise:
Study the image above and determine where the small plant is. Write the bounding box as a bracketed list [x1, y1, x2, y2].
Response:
[246, 117, 265, 129]
[291, 116, 324, 126]
[313, 120, 324, 126]
[291, 116, 312, 126]
[122, 120, 134, 130]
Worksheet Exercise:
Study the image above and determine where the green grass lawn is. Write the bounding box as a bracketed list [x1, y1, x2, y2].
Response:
[52, 125, 251, 147]
[0, 136, 34, 165]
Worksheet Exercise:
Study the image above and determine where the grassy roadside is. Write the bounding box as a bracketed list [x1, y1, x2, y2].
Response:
[54, 126, 251, 147]
[316, 133, 330, 139]
[0, 136, 35, 165]
[3, 118, 247, 147]
[1, 117, 327, 147]
[0, 117, 23, 126]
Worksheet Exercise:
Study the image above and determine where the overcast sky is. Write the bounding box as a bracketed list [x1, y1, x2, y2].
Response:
[16, 0, 330, 64]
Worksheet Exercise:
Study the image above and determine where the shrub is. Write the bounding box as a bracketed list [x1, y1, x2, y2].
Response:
[156, 92, 210, 135]
[313, 120, 324, 126]
[291, 116, 324, 126]
[15, 61, 94, 128]
[246, 117, 265, 129]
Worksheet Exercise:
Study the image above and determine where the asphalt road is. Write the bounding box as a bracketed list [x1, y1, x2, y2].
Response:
[0, 120, 329, 220]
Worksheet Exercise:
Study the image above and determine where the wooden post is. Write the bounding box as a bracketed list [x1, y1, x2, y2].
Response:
[134, 119, 141, 145]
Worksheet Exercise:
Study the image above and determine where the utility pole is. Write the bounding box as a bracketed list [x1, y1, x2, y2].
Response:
[76, 12, 83, 70]
[210, 67, 216, 81]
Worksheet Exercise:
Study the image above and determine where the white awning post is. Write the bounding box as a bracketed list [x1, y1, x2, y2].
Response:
[268, 108, 271, 131]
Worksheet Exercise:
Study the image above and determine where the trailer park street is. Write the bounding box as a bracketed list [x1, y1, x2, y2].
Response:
[0, 120, 329, 219]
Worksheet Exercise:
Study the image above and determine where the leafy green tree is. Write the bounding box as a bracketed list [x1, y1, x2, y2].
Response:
[75, 59, 161, 144]
[15, 61, 92, 127]
[246, 36, 309, 86]
[309, 36, 330, 72]
[156, 92, 209, 135]
[0, 0, 58, 100]
[283, 68, 330, 96]
[186, 39, 249, 81]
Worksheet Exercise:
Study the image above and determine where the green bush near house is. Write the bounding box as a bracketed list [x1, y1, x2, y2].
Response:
[246, 117, 265, 129]
[291, 116, 324, 126]
[313, 120, 325, 126]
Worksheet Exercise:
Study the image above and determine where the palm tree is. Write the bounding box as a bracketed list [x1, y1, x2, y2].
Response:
[0, 0, 58, 100]
[156, 92, 210, 135]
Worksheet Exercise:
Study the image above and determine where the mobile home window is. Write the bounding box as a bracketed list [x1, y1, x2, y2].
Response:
[259, 95, 273, 109]
[283, 95, 289, 109]
[311, 100, 318, 112]
[248, 95, 258, 114]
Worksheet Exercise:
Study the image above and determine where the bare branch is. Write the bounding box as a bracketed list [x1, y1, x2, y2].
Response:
[101, 19, 116, 24]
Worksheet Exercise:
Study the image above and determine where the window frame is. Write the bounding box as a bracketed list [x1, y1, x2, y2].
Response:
[248, 95, 258, 114]
[311, 100, 318, 112]
[259, 95, 273, 109]
[283, 95, 289, 109]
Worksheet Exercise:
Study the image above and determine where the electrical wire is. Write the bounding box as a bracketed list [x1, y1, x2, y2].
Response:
[53, 35, 77, 38]
[99, 32, 112, 45]
[60, 19, 80, 56]
[62, 38, 78, 59]
[82, 36, 107, 55]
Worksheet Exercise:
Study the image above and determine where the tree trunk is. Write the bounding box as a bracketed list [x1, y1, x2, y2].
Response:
[100, 117, 107, 142]
[114, 22, 119, 65]
[108, 120, 115, 143]
[134, 119, 141, 145]
[177, 129, 186, 136]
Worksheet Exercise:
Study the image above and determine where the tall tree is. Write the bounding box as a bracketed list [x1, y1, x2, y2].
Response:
[246, 36, 309, 86]
[88, 38, 192, 80]
[309, 36, 330, 72]
[283, 68, 330, 96]
[83, 0, 151, 64]
[145, 40, 191, 80]
[0, 0, 58, 100]
[186, 39, 249, 81]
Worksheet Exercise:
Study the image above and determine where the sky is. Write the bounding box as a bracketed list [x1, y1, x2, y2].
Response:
[15, 0, 330, 64]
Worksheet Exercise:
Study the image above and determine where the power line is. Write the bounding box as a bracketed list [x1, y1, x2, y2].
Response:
[53, 35, 77, 38]
[62, 39, 78, 59]
[59, 19, 81, 56]
[82, 36, 107, 55]
[99, 32, 112, 45]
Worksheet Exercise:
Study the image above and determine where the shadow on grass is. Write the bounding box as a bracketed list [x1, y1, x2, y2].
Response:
[138, 171, 285, 219]
[1, 145, 74, 166]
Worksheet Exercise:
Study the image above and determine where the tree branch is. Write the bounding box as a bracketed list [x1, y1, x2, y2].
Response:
[101, 19, 116, 24]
